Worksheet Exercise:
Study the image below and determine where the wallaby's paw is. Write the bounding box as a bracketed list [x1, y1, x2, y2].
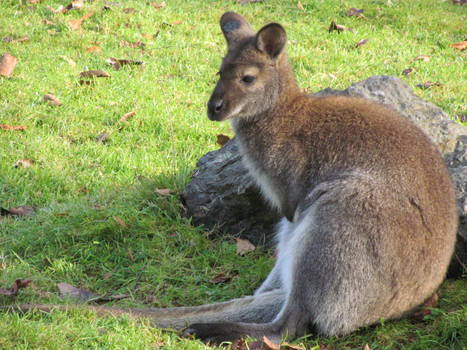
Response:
[183, 323, 243, 344]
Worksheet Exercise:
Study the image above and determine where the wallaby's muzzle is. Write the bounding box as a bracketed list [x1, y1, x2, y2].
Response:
[207, 97, 224, 121]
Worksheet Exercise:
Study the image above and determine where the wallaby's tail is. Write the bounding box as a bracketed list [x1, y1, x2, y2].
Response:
[1, 290, 285, 330]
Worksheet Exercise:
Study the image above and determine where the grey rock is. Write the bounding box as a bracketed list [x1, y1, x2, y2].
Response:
[183, 76, 466, 276]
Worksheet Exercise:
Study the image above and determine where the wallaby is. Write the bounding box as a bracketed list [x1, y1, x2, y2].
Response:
[3, 12, 457, 344]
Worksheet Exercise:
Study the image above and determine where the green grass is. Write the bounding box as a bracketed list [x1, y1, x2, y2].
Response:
[0, 0, 466, 348]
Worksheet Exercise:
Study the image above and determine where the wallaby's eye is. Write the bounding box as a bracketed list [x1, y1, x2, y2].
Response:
[241, 75, 256, 84]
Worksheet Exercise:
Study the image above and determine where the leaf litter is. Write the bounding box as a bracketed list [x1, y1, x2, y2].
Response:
[0, 53, 18, 77]
[43, 93, 62, 106]
[235, 238, 255, 255]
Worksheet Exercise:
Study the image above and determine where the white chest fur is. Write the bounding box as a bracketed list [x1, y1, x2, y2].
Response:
[235, 138, 282, 211]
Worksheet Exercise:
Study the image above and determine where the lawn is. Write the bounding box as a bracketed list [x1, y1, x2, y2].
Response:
[0, 0, 466, 349]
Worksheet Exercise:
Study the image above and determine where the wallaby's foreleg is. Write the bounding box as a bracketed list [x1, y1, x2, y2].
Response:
[255, 218, 292, 295]
[1, 290, 285, 330]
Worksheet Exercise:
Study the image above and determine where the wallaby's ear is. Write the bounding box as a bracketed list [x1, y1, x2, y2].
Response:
[220, 12, 254, 49]
[255, 23, 287, 59]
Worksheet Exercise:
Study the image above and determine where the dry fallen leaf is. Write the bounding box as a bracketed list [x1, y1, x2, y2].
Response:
[416, 81, 441, 90]
[152, 1, 166, 8]
[347, 7, 365, 17]
[43, 93, 62, 106]
[238, 0, 264, 3]
[235, 238, 255, 256]
[328, 20, 347, 33]
[57, 282, 97, 302]
[216, 134, 230, 146]
[6, 206, 35, 217]
[0, 53, 18, 77]
[1, 124, 26, 131]
[451, 40, 467, 51]
[0, 279, 34, 296]
[106, 57, 143, 70]
[297, 1, 304, 11]
[86, 45, 101, 53]
[15, 158, 34, 169]
[402, 67, 414, 76]
[69, 11, 94, 30]
[155, 188, 173, 196]
[209, 273, 232, 284]
[172, 20, 182, 26]
[363, 344, 370, 350]
[263, 336, 303, 350]
[122, 7, 135, 13]
[80, 70, 110, 78]
[413, 292, 438, 319]
[120, 111, 136, 122]
[410, 54, 431, 63]
[355, 38, 369, 48]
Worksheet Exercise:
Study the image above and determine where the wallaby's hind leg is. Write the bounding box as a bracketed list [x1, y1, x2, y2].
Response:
[185, 177, 420, 343]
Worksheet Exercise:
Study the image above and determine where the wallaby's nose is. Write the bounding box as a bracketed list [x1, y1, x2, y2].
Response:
[208, 99, 224, 116]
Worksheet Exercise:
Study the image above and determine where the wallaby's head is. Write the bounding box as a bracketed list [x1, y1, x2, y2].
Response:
[208, 12, 297, 122]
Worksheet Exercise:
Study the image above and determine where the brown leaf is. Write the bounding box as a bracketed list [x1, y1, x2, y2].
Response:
[80, 70, 110, 78]
[0, 53, 18, 77]
[0, 279, 33, 296]
[238, 0, 264, 4]
[402, 67, 414, 75]
[216, 134, 230, 146]
[363, 344, 370, 350]
[57, 282, 97, 302]
[85, 45, 101, 53]
[297, 1, 304, 10]
[113, 216, 127, 228]
[120, 111, 136, 122]
[15, 158, 34, 169]
[416, 81, 441, 90]
[263, 336, 303, 350]
[328, 20, 347, 33]
[69, 11, 94, 30]
[106, 57, 143, 70]
[120, 39, 145, 48]
[43, 93, 62, 106]
[1, 124, 26, 131]
[347, 7, 364, 16]
[451, 40, 467, 51]
[102, 272, 114, 280]
[122, 7, 135, 13]
[235, 238, 255, 256]
[413, 292, 438, 319]
[152, 1, 166, 9]
[263, 336, 281, 350]
[409, 55, 431, 63]
[355, 38, 368, 48]
[209, 273, 232, 284]
[155, 188, 173, 196]
[172, 20, 182, 26]
[6, 206, 35, 217]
